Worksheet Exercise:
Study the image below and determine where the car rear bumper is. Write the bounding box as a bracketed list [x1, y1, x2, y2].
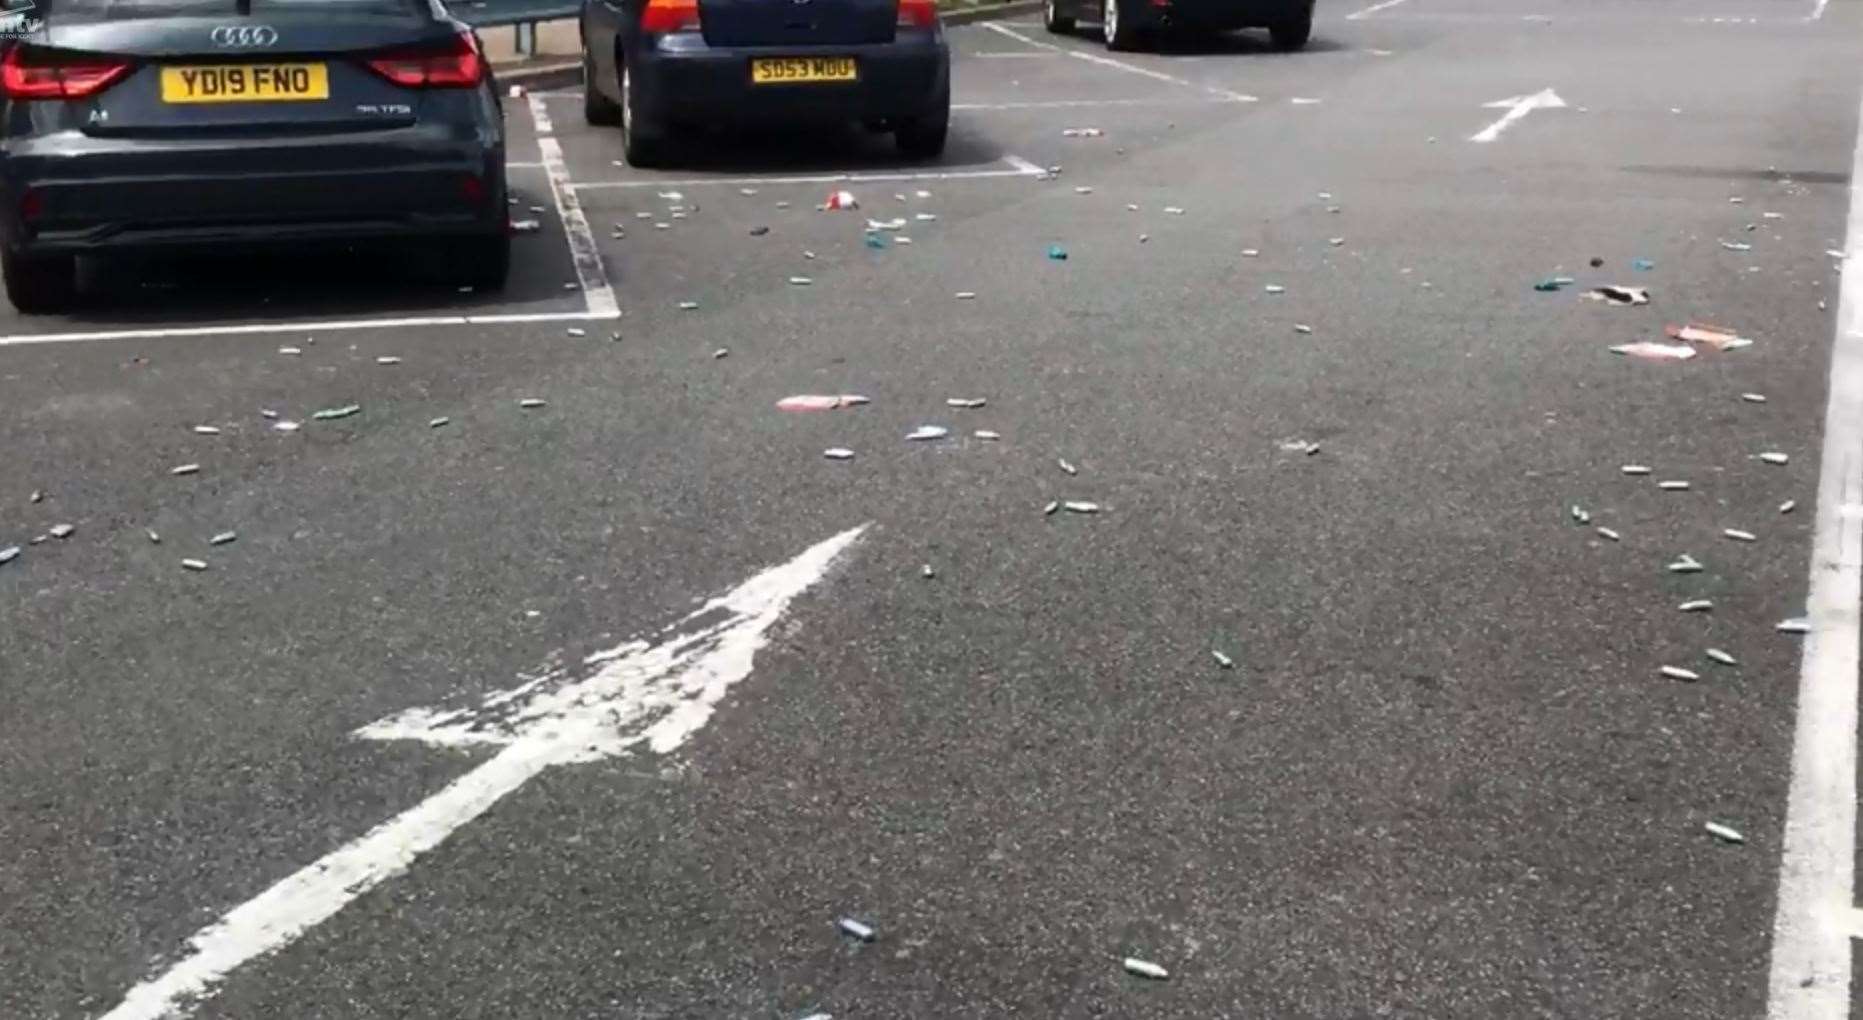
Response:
[633, 31, 949, 126]
[0, 127, 505, 255]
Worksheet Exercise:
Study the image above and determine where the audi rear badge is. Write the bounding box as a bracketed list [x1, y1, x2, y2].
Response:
[211, 25, 278, 47]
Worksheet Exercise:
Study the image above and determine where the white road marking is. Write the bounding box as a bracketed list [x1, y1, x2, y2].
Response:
[505, 161, 544, 169]
[0, 311, 616, 348]
[1347, 0, 1411, 18]
[526, 92, 619, 320]
[1764, 86, 1863, 1020]
[572, 156, 1044, 190]
[98, 525, 869, 1020]
[970, 50, 1060, 57]
[1469, 88, 1566, 143]
[979, 22, 1257, 102]
[1809, 0, 1830, 21]
[956, 96, 1250, 110]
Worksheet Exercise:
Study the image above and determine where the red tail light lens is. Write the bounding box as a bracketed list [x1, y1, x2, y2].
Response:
[366, 32, 482, 88]
[2, 45, 134, 100]
[18, 187, 42, 223]
[641, 0, 701, 33]
[897, 0, 937, 27]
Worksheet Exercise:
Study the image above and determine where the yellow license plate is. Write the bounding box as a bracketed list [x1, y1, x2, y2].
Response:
[750, 56, 857, 84]
[159, 63, 329, 103]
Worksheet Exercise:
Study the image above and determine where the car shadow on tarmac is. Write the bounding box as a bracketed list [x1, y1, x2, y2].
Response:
[592, 122, 1009, 177]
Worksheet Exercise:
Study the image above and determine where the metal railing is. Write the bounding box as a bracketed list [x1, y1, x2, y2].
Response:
[450, 0, 578, 56]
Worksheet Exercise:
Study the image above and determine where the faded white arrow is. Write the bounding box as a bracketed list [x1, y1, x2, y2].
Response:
[102, 524, 869, 1020]
[1470, 88, 1566, 143]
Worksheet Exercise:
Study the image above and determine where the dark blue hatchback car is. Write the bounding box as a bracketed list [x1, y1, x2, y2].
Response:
[580, 0, 950, 166]
[0, 0, 510, 313]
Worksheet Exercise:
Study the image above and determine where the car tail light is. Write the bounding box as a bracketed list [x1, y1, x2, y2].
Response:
[459, 172, 486, 205]
[897, 0, 937, 27]
[366, 32, 483, 88]
[641, 0, 701, 34]
[18, 187, 41, 223]
[2, 46, 134, 100]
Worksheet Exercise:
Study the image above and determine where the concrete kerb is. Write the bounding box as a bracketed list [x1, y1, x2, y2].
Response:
[494, 1, 1047, 92]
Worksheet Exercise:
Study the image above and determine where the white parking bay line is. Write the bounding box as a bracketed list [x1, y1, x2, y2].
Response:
[955, 96, 1251, 110]
[979, 21, 1257, 103]
[1347, 0, 1412, 19]
[571, 155, 1045, 190]
[0, 311, 617, 348]
[526, 92, 619, 319]
[1764, 89, 1863, 1020]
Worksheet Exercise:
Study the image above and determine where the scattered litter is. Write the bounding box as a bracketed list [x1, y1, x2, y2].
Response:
[636, 212, 652, 220]
[0, 546, 16, 565]
[740, 187, 759, 196]
[1291, 96, 1321, 104]
[1278, 439, 1321, 456]
[654, 223, 670, 231]
[789, 276, 813, 286]
[1242, 249, 1260, 258]
[1074, 186, 1093, 195]
[376, 356, 402, 365]
[1589, 257, 1605, 268]
[1660, 665, 1701, 682]
[312, 405, 361, 421]
[1759, 452, 1789, 465]
[749, 225, 770, 236]
[823, 448, 855, 460]
[669, 213, 687, 221]
[1317, 192, 1333, 200]
[1668, 555, 1703, 573]
[1212, 649, 1235, 669]
[1704, 821, 1745, 844]
[1596, 526, 1620, 541]
[1659, 480, 1691, 491]
[429, 417, 450, 428]
[1763, 211, 1783, 219]
[1632, 258, 1655, 271]
[279, 346, 302, 356]
[507, 84, 523, 98]
[190, 425, 222, 437]
[180, 558, 209, 571]
[209, 531, 236, 546]
[1611, 342, 1696, 361]
[1126, 204, 1139, 212]
[519, 398, 547, 409]
[906, 426, 949, 441]
[146, 530, 160, 544]
[1586, 285, 1649, 306]
[170, 463, 200, 476]
[1679, 599, 1713, 613]
[713, 348, 730, 359]
[1742, 393, 1767, 403]
[896, 237, 912, 245]
[822, 190, 859, 211]
[946, 398, 986, 409]
[1123, 958, 1169, 981]
[29, 490, 42, 503]
[1729, 196, 1744, 205]
[778, 201, 792, 209]
[273, 421, 301, 433]
[867, 217, 907, 231]
[1063, 501, 1101, 514]
[1265, 285, 1286, 294]
[260, 409, 279, 419]
[955, 291, 977, 300]
[1534, 277, 1576, 292]
[1666, 322, 1751, 351]
[1719, 240, 1752, 252]
[1327, 206, 1342, 214]
[779, 395, 871, 412]
[1062, 127, 1104, 137]
[1622, 465, 1651, 475]
[1328, 237, 1345, 247]
[1724, 528, 1758, 542]
[915, 190, 930, 198]
[1781, 500, 1797, 514]
[48, 523, 73, 539]
[914, 213, 937, 222]
[1294, 324, 1313, 334]
[837, 917, 875, 941]
[1043, 501, 1060, 515]
[657, 191, 684, 201]
[1047, 245, 1068, 261]
[865, 233, 889, 250]
[1570, 505, 1591, 525]
[1778, 618, 1811, 633]
[1058, 458, 1078, 475]
[1138, 234, 1149, 244]
[1163, 206, 1185, 215]
[1706, 648, 1738, 666]
[679, 301, 699, 310]
[975, 430, 1001, 440]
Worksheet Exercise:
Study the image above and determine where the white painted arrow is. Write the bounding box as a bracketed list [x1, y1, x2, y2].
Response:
[101, 524, 869, 1020]
[1469, 88, 1566, 143]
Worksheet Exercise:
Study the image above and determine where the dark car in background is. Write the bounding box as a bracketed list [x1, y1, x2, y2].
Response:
[0, 0, 509, 314]
[579, 0, 950, 166]
[1044, 0, 1312, 51]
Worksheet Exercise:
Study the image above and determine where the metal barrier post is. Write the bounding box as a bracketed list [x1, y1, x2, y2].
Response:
[514, 20, 536, 57]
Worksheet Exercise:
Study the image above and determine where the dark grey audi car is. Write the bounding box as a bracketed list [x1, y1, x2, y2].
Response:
[0, 0, 509, 313]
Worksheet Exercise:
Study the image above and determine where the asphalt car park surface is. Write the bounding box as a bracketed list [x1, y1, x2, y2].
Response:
[5, 1, 1863, 1017]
